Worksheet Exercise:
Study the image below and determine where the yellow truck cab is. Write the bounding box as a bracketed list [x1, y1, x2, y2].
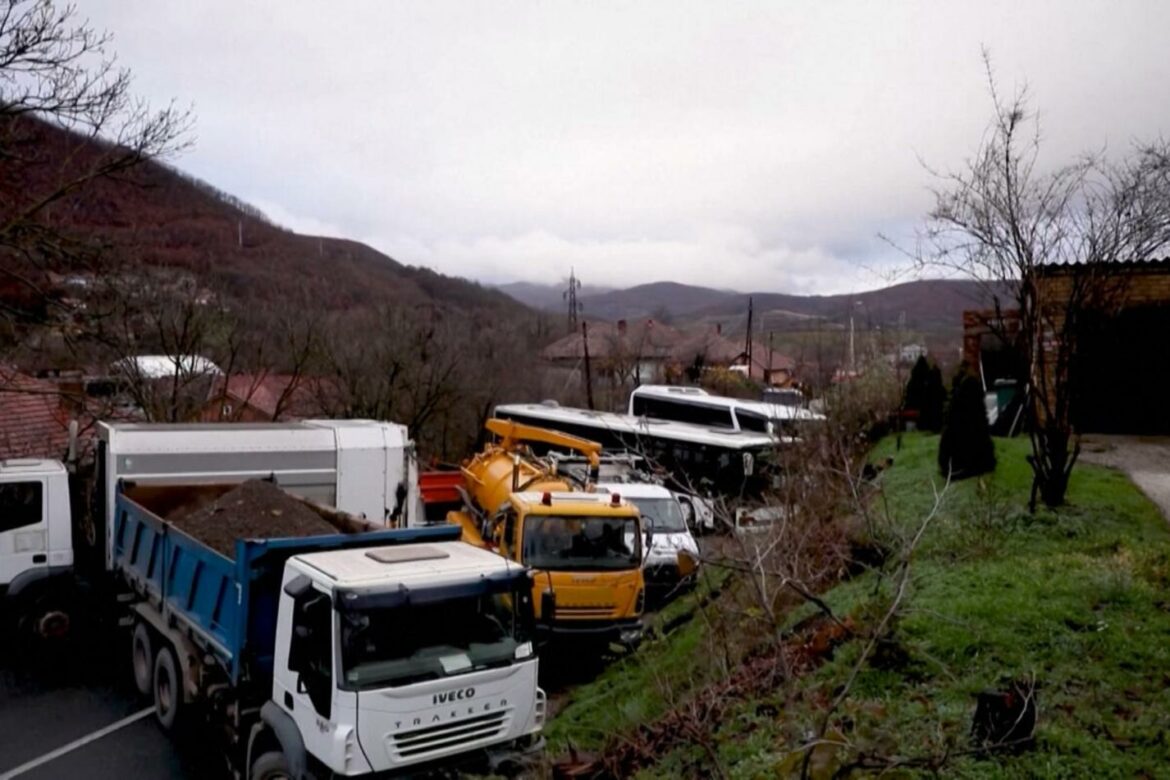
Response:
[448, 419, 647, 646]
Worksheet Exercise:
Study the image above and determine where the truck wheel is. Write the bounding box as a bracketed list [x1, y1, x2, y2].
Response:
[250, 750, 291, 780]
[13, 585, 73, 657]
[131, 624, 154, 697]
[153, 645, 184, 731]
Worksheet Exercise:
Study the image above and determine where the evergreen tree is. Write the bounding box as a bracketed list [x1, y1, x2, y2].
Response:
[904, 356, 930, 413]
[920, 363, 946, 432]
[904, 356, 947, 432]
[938, 369, 996, 479]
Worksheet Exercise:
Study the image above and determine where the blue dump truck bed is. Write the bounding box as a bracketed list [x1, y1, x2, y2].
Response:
[111, 483, 460, 684]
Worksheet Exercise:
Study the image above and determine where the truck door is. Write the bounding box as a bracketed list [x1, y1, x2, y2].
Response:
[275, 580, 346, 764]
[0, 478, 46, 589]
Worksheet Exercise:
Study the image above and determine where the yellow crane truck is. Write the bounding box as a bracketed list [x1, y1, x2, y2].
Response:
[448, 419, 647, 647]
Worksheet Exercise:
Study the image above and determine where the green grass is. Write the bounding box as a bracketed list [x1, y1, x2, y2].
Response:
[544, 570, 733, 753]
[551, 434, 1170, 777]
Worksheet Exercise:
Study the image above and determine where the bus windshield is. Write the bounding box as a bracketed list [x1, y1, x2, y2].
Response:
[522, 515, 641, 571]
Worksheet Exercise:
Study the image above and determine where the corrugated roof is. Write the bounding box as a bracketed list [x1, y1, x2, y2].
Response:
[1035, 258, 1170, 276]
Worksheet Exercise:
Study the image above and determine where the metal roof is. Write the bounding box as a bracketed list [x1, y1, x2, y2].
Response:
[296, 540, 517, 587]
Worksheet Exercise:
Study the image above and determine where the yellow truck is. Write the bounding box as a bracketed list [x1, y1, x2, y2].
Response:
[448, 419, 647, 646]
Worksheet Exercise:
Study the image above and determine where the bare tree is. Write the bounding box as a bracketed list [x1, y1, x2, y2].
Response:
[918, 61, 1170, 507]
[0, 0, 190, 337]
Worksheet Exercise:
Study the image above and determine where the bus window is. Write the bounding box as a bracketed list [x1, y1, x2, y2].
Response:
[634, 396, 734, 428]
[736, 410, 771, 433]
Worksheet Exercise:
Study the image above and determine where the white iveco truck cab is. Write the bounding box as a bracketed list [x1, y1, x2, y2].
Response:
[267, 541, 545, 777]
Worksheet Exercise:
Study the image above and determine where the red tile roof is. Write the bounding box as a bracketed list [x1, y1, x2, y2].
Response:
[0, 368, 74, 460]
[210, 373, 332, 420]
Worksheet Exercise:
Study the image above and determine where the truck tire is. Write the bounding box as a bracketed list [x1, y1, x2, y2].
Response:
[153, 645, 184, 731]
[250, 750, 291, 780]
[131, 623, 154, 697]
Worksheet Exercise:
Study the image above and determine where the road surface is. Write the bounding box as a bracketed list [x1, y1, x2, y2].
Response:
[1081, 435, 1170, 520]
[0, 640, 211, 780]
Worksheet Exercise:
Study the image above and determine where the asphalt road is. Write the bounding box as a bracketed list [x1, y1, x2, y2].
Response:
[0, 637, 214, 780]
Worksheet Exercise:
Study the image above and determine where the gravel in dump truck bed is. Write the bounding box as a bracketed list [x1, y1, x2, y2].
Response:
[167, 480, 339, 559]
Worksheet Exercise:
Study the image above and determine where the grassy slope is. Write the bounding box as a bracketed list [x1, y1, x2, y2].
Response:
[551, 434, 1170, 778]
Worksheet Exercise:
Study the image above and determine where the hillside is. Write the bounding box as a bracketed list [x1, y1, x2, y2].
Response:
[693, 278, 1012, 335]
[1, 116, 524, 320]
[550, 435, 1170, 776]
[497, 277, 1009, 338]
[495, 280, 614, 311]
[577, 281, 739, 322]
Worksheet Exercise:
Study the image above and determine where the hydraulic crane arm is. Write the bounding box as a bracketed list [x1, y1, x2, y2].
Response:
[485, 417, 601, 480]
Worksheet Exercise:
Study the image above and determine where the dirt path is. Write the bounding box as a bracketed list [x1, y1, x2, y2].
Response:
[1081, 435, 1170, 520]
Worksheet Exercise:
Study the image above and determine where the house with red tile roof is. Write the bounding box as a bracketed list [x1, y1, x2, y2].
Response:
[201, 373, 332, 422]
[0, 367, 79, 460]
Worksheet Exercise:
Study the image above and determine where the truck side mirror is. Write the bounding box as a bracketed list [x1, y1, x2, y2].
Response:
[283, 574, 312, 599]
[540, 590, 556, 622]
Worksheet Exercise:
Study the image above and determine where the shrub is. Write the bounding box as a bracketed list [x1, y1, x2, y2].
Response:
[903, 356, 946, 432]
[938, 368, 995, 479]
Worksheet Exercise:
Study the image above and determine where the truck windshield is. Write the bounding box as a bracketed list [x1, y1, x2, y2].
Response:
[522, 515, 641, 571]
[340, 589, 532, 690]
[633, 498, 687, 532]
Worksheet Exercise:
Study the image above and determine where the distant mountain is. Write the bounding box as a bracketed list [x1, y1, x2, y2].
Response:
[577, 282, 738, 323]
[691, 279, 1011, 335]
[553, 277, 1004, 336]
[495, 281, 614, 312]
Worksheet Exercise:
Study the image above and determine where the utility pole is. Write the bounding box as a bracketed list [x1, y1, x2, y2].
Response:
[563, 267, 583, 333]
[745, 296, 754, 373]
[849, 313, 855, 372]
[581, 321, 595, 410]
[768, 330, 774, 385]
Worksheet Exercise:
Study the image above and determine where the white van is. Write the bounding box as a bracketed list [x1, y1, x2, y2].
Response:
[595, 481, 699, 599]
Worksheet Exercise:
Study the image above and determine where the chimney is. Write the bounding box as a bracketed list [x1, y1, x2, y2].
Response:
[617, 319, 627, 334]
[715, 322, 722, 336]
[56, 370, 86, 415]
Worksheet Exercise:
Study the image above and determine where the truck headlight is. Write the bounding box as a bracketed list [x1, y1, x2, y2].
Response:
[534, 688, 547, 727]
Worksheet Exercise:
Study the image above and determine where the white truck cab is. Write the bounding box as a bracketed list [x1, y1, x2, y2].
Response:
[0, 459, 74, 603]
[595, 482, 699, 599]
[267, 540, 545, 776]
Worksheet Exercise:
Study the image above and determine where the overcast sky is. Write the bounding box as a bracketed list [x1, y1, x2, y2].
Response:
[86, 1, 1170, 295]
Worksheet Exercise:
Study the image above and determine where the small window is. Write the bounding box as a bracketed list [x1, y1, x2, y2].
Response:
[0, 481, 44, 533]
[737, 410, 771, 433]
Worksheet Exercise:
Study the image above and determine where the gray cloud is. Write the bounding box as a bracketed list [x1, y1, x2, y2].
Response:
[87, 1, 1170, 293]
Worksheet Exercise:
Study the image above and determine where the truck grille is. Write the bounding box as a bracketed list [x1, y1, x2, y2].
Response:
[556, 604, 616, 619]
[391, 710, 510, 760]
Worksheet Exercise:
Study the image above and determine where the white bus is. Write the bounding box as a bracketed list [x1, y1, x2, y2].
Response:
[628, 385, 825, 437]
[492, 402, 776, 499]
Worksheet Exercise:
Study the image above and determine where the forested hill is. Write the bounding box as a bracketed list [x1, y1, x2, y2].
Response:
[1, 116, 523, 318]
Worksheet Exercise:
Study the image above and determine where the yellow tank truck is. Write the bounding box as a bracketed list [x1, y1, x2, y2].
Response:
[449, 418, 647, 647]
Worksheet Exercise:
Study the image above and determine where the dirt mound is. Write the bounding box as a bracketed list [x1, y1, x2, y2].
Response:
[168, 480, 338, 559]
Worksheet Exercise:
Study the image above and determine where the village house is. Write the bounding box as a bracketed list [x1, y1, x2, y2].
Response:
[201, 373, 331, 422]
[962, 258, 1170, 435]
